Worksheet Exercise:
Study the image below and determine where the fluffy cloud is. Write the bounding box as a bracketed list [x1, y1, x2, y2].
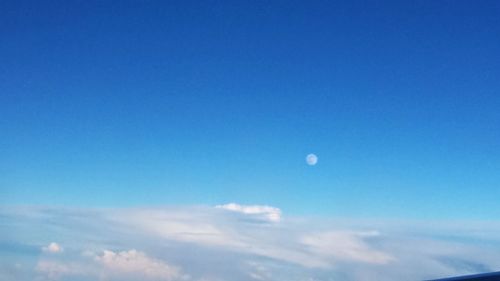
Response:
[35, 250, 186, 281]
[3, 206, 500, 281]
[42, 242, 63, 254]
[215, 203, 282, 222]
[95, 249, 186, 280]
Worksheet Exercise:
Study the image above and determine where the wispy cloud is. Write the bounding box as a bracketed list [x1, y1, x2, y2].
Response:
[36, 259, 87, 280]
[2, 205, 500, 281]
[215, 203, 282, 222]
[300, 231, 393, 265]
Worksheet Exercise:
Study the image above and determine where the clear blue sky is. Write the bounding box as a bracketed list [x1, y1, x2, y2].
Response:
[1, 0, 499, 218]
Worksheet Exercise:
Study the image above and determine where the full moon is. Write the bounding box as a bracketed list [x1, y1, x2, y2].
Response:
[306, 154, 318, 166]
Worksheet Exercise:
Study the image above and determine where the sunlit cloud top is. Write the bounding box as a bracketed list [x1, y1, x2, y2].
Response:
[2, 205, 500, 281]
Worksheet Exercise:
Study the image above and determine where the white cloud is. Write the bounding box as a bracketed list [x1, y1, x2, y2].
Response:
[245, 261, 272, 280]
[4, 206, 500, 281]
[215, 203, 282, 222]
[300, 231, 393, 264]
[95, 249, 187, 280]
[42, 242, 63, 254]
[35, 249, 187, 281]
[35, 260, 86, 280]
[112, 209, 247, 248]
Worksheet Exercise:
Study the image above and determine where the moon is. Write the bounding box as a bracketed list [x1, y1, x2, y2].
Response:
[306, 154, 318, 166]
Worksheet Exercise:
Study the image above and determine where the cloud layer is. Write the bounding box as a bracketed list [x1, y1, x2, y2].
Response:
[1, 205, 500, 281]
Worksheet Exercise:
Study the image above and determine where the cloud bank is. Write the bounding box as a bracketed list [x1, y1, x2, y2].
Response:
[1, 205, 500, 281]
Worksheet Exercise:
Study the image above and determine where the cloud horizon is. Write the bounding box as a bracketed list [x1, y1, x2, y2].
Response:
[1, 204, 500, 281]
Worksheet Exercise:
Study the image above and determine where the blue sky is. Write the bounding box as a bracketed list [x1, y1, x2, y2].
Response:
[2, 2, 500, 280]
[1, 0, 500, 220]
